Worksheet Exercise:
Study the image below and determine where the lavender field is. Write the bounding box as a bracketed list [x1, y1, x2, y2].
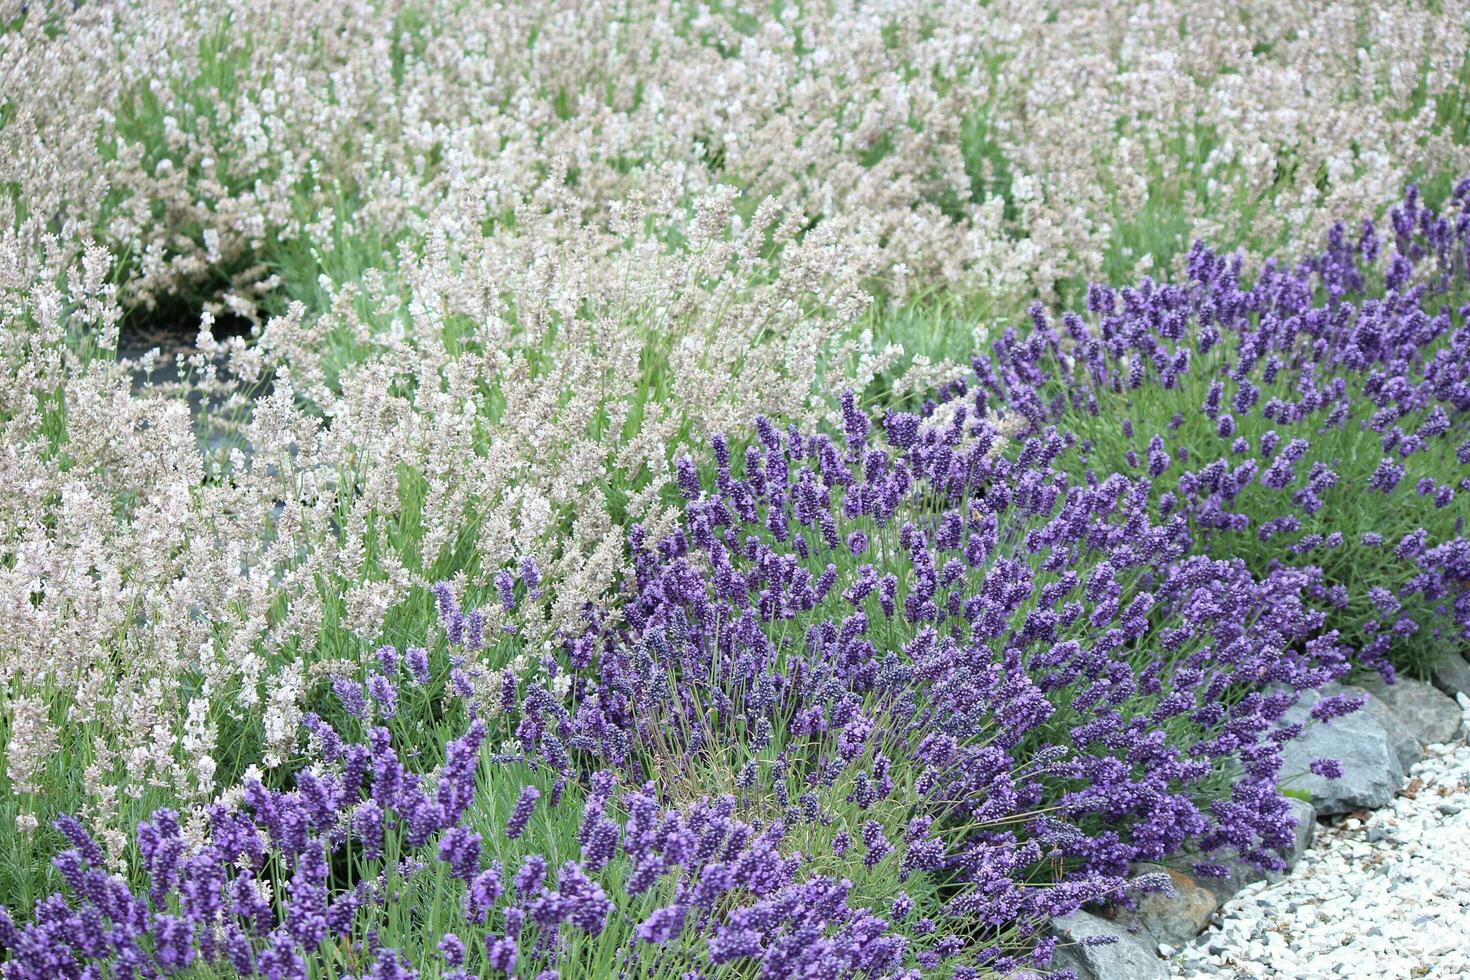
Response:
[2, 2, 1470, 978]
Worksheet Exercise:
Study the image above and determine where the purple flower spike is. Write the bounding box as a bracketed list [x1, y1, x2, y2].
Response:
[405, 646, 431, 685]
[505, 786, 540, 840]
[1309, 758, 1344, 780]
[495, 570, 516, 611]
[486, 936, 518, 974]
[366, 673, 398, 720]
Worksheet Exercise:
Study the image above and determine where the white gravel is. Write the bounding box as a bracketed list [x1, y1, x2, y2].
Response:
[1172, 693, 1470, 980]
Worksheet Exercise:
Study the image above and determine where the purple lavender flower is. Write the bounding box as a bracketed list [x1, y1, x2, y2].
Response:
[519, 556, 543, 596]
[433, 581, 454, 619]
[405, 646, 431, 685]
[437, 827, 482, 881]
[334, 676, 369, 719]
[637, 904, 687, 944]
[376, 645, 399, 674]
[438, 932, 465, 968]
[367, 948, 419, 980]
[366, 673, 398, 720]
[505, 786, 540, 840]
[860, 821, 891, 868]
[556, 861, 613, 934]
[513, 854, 547, 898]
[485, 936, 518, 973]
[466, 864, 503, 924]
[495, 570, 516, 611]
[676, 455, 702, 500]
[1367, 458, 1405, 493]
[1309, 759, 1344, 780]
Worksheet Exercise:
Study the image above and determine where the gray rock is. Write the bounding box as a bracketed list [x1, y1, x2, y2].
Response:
[1355, 675, 1462, 746]
[1335, 685, 1423, 771]
[1050, 910, 1167, 980]
[1283, 796, 1316, 869]
[1278, 687, 1406, 815]
[1429, 656, 1470, 700]
[1126, 866, 1219, 948]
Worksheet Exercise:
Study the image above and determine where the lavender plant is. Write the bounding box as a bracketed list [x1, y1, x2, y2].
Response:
[6, 1, 1470, 920]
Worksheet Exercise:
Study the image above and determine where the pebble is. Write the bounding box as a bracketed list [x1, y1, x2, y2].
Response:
[1173, 694, 1470, 980]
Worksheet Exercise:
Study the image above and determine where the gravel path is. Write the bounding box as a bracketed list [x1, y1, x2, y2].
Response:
[1172, 694, 1470, 980]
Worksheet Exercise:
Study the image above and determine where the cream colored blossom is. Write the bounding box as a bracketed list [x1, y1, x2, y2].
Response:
[5, 695, 56, 796]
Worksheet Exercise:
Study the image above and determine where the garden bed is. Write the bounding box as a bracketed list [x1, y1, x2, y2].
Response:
[2, 3, 1469, 977]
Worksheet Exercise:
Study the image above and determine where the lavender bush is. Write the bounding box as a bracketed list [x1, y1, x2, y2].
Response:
[480, 400, 1355, 968]
[5, 1, 1470, 972]
[953, 181, 1470, 680]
